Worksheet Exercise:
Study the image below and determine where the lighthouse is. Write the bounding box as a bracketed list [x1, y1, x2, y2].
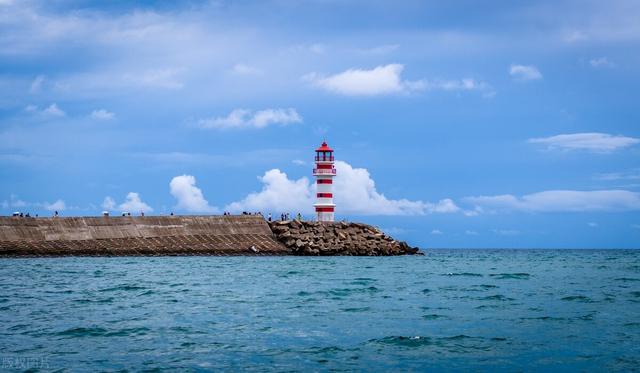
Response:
[313, 141, 336, 222]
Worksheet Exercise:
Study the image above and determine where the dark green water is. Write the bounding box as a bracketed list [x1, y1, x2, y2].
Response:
[1, 250, 639, 371]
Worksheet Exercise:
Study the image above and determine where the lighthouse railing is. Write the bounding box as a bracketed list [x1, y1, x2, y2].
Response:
[313, 168, 337, 175]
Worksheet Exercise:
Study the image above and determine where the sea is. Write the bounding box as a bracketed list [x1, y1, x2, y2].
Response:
[0, 249, 639, 372]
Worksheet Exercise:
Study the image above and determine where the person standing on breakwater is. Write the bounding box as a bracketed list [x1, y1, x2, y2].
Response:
[268, 213, 272, 222]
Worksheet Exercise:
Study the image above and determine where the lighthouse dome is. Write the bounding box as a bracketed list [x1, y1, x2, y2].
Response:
[315, 141, 333, 152]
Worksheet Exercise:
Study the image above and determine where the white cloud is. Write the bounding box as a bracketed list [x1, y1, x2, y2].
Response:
[465, 230, 478, 235]
[305, 64, 491, 96]
[103, 192, 153, 213]
[169, 175, 217, 213]
[589, 57, 614, 68]
[529, 133, 640, 153]
[465, 190, 640, 213]
[102, 196, 116, 210]
[1, 194, 26, 210]
[225, 160, 460, 216]
[493, 229, 520, 236]
[509, 64, 542, 81]
[594, 169, 640, 181]
[333, 161, 459, 215]
[43, 103, 65, 117]
[124, 68, 184, 90]
[305, 64, 424, 96]
[430, 229, 443, 235]
[90, 109, 115, 120]
[309, 43, 326, 54]
[226, 169, 312, 213]
[292, 159, 306, 166]
[424, 78, 487, 91]
[588, 222, 598, 227]
[198, 108, 302, 130]
[356, 44, 399, 55]
[1, 195, 68, 212]
[231, 63, 262, 76]
[564, 30, 589, 43]
[43, 199, 66, 211]
[29, 75, 45, 93]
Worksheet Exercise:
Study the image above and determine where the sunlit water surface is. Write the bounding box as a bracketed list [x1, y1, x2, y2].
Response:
[1, 250, 639, 371]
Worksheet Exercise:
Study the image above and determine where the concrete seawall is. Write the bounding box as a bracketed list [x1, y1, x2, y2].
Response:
[0, 215, 288, 256]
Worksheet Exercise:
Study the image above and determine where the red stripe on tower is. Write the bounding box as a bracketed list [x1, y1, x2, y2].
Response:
[315, 207, 335, 212]
[316, 193, 333, 198]
[317, 179, 332, 184]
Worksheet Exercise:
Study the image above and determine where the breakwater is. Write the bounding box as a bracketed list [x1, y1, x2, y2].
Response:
[0, 216, 419, 257]
[269, 220, 420, 256]
[0, 215, 286, 256]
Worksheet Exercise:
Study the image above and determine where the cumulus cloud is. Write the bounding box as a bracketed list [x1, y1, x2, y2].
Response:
[305, 64, 424, 96]
[423, 78, 490, 92]
[198, 108, 302, 130]
[103, 192, 153, 213]
[1, 195, 68, 212]
[305, 64, 492, 96]
[589, 57, 614, 68]
[509, 64, 542, 81]
[231, 63, 262, 76]
[169, 175, 218, 213]
[225, 161, 460, 216]
[29, 75, 45, 93]
[90, 109, 115, 120]
[529, 132, 640, 153]
[101, 196, 116, 210]
[594, 169, 640, 181]
[124, 68, 184, 90]
[430, 229, 443, 235]
[226, 169, 313, 213]
[465, 190, 640, 213]
[43, 199, 66, 211]
[32, 103, 65, 117]
[493, 229, 520, 236]
[333, 161, 459, 215]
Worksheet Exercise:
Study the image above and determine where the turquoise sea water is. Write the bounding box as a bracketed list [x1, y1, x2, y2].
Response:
[1, 250, 639, 372]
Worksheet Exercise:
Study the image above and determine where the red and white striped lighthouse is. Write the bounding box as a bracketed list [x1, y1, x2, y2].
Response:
[313, 141, 336, 222]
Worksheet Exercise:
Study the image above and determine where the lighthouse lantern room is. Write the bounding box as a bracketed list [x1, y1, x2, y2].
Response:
[313, 141, 336, 222]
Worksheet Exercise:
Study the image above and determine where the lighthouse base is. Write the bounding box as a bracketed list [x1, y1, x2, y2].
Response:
[317, 211, 334, 222]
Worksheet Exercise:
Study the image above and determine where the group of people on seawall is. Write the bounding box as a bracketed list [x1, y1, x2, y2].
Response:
[225, 211, 305, 222]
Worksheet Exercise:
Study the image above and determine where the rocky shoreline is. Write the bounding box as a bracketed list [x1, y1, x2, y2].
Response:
[269, 220, 421, 256]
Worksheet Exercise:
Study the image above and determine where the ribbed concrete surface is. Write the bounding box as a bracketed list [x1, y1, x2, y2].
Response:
[0, 215, 289, 256]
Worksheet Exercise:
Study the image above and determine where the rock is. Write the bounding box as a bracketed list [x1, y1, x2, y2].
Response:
[268, 220, 419, 256]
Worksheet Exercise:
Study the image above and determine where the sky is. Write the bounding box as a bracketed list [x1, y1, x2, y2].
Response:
[1, 0, 639, 248]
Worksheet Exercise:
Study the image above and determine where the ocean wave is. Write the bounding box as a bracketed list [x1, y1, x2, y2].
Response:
[55, 326, 151, 338]
[474, 284, 499, 289]
[614, 277, 640, 282]
[489, 273, 531, 280]
[422, 314, 449, 320]
[561, 295, 593, 303]
[443, 272, 483, 277]
[479, 294, 515, 301]
[99, 284, 147, 292]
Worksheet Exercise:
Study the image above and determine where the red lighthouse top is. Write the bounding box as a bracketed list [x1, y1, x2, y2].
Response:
[315, 141, 333, 153]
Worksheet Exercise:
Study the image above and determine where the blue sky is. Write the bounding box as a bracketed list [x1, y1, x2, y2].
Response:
[1, 0, 639, 248]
